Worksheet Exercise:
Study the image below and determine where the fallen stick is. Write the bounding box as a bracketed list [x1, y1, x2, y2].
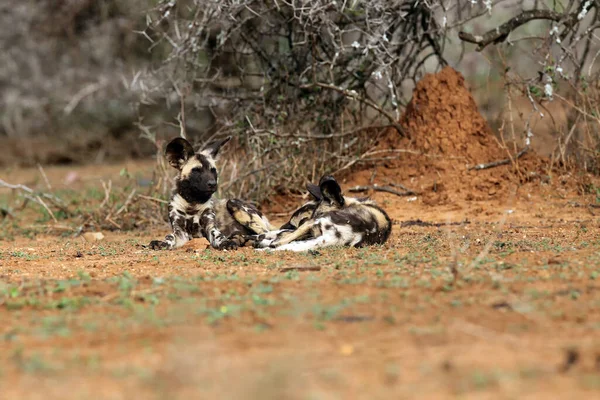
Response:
[388, 182, 417, 195]
[349, 184, 416, 197]
[0, 178, 69, 218]
[279, 265, 322, 272]
[40, 194, 71, 216]
[18, 193, 57, 223]
[469, 146, 529, 171]
[29, 224, 75, 231]
[0, 178, 35, 193]
[33, 195, 57, 223]
[399, 218, 470, 228]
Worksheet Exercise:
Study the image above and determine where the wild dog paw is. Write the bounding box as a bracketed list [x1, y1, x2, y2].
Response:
[218, 239, 238, 251]
[268, 240, 282, 249]
[149, 240, 170, 250]
[251, 235, 273, 249]
[239, 235, 258, 248]
[257, 240, 276, 249]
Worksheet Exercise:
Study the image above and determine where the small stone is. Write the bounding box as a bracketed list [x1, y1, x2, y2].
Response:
[83, 232, 105, 242]
[340, 344, 354, 356]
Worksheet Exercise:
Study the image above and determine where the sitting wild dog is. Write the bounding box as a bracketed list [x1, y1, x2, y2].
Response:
[254, 175, 392, 252]
[149, 136, 275, 251]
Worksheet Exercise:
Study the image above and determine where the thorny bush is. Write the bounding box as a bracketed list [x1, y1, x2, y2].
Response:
[138, 1, 600, 203]
[3, 1, 600, 232]
[139, 0, 450, 203]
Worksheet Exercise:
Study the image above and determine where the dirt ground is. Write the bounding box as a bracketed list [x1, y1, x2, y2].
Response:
[2, 68, 600, 399]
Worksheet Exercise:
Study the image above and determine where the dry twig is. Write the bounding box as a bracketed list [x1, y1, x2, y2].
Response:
[469, 146, 529, 171]
[349, 184, 417, 197]
[100, 180, 112, 208]
[0, 178, 62, 222]
[37, 164, 52, 190]
[137, 194, 169, 204]
[300, 82, 405, 135]
[114, 189, 137, 216]
[279, 265, 322, 272]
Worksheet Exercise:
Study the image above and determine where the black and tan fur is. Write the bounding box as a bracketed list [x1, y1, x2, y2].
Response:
[149, 137, 274, 251]
[278, 183, 322, 231]
[254, 175, 392, 252]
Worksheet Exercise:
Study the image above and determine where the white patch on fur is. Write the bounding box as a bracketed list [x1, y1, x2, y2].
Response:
[254, 228, 293, 248]
[199, 151, 217, 169]
[171, 194, 213, 215]
[207, 227, 226, 247]
[171, 232, 191, 248]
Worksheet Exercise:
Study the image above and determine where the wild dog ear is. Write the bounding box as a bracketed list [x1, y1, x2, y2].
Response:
[202, 136, 231, 159]
[319, 175, 344, 207]
[165, 137, 195, 170]
[306, 183, 322, 201]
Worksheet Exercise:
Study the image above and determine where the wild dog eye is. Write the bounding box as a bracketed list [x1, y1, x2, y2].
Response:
[210, 167, 217, 173]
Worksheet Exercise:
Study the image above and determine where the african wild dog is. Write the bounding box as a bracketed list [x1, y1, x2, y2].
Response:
[278, 183, 321, 231]
[149, 136, 275, 251]
[254, 175, 392, 252]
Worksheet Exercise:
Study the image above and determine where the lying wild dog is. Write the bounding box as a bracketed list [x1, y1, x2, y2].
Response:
[149, 136, 274, 250]
[254, 175, 392, 252]
[277, 183, 321, 231]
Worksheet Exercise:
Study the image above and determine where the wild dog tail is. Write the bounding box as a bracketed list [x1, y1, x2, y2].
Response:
[363, 203, 392, 246]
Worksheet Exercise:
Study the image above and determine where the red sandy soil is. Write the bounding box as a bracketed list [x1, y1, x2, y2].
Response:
[1, 67, 600, 399]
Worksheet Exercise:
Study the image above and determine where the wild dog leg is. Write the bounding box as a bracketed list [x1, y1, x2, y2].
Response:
[264, 221, 316, 248]
[271, 221, 360, 252]
[269, 237, 327, 252]
[250, 228, 293, 248]
[264, 216, 362, 252]
[200, 208, 238, 250]
[149, 219, 190, 250]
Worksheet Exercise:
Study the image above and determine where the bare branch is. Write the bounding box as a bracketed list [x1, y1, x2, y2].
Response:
[458, 6, 594, 51]
[348, 184, 418, 197]
[469, 146, 529, 171]
[300, 82, 405, 135]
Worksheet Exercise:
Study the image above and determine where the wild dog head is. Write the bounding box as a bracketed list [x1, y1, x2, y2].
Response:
[166, 136, 231, 204]
[312, 175, 347, 211]
[302, 176, 352, 214]
[280, 176, 349, 230]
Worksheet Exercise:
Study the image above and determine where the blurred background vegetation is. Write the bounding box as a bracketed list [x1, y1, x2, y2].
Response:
[1, 1, 159, 164]
[2, 0, 600, 200]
